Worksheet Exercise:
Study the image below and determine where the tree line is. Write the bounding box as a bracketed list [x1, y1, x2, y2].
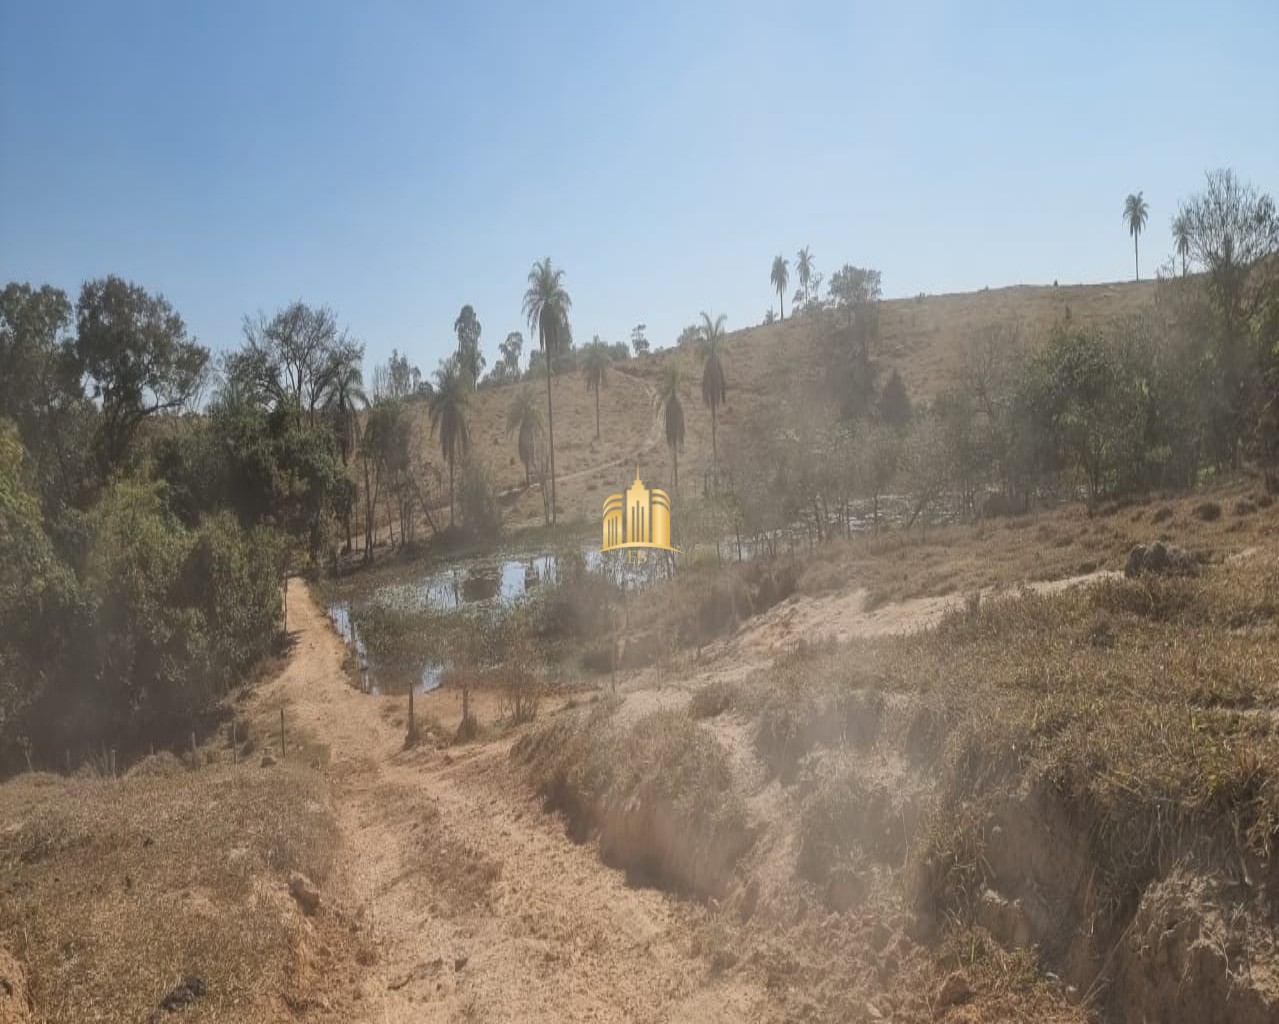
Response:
[710, 170, 1278, 555]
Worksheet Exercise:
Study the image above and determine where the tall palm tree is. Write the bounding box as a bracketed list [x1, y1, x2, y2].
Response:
[319, 351, 367, 554]
[505, 387, 543, 486]
[1172, 212, 1191, 276]
[581, 340, 612, 439]
[796, 247, 814, 308]
[1123, 192, 1149, 281]
[320, 354, 367, 466]
[428, 359, 471, 527]
[522, 258, 571, 524]
[771, 255, 790, 320]
[655, 363, 686, 490]
[698, 311, 727, 487]
[452, 304, 484, 388]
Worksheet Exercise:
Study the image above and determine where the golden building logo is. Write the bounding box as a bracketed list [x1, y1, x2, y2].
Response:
[602, 467, 679, 560]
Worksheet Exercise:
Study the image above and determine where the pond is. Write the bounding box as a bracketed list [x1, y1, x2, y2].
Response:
[327, 548, 595, 695]
[326, 495, 957, 695]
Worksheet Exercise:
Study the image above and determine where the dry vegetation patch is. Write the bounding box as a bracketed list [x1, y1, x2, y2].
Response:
[515, 704, 751, 897]
[0, 758, 351, 1022]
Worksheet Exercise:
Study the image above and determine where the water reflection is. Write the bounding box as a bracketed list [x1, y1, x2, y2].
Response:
[326, 549, 585, 697]
[326, 598, 445, 696]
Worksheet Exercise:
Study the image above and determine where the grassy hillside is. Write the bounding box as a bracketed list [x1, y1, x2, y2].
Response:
[406, 277, 1159, 530]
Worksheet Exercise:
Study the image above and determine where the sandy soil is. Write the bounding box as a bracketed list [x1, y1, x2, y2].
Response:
[254, 579, 769, 1022]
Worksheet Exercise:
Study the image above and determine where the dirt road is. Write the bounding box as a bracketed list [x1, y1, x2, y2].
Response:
[256, 579, 766, 1023]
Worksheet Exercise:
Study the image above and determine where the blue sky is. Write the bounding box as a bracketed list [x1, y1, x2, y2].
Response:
[2, 1, 1276, 377]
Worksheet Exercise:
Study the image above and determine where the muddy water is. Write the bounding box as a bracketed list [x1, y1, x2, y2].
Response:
[327, 549, 593, 695]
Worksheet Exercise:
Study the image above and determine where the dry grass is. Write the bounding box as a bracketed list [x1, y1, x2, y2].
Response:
[799, 475, 1279, 605]
[511, 482, 1279, 1018]
[515, 705, 751, 897]
[0, 756, 348, 1022]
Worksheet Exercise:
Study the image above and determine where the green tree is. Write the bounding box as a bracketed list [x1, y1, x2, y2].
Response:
[74, 276, 209, 474]
[698, 311, 728, 485]
[770, 255, 790, 320]
[0, 283, 95, 511]
[581, 339, 612, 438]
[522, 258, 572, 523]
[656, 363, 686, 490]
[1172, 211, 1191, 276]
[320, 345, 367, 466]
[878, 369, 912, 430]
[318, 348, 365, 551]
[1177, 170, 1279, 457]
[428, 359, 471, 527]
[453, 304, 484, 388]
[631, 324, 650, 357]
[490, 331, 524, 383]
[506, 387, 543, 486]
[236, 301, 352, 422]
[0, 422, 81, 758]
[1123, 191, 1149, 281]
[796, 246, 814, 307]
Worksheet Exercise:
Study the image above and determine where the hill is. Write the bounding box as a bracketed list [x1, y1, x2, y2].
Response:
[402, 277, 1159, 532]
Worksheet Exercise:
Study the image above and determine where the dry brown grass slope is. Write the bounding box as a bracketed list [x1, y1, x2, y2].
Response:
[513, 480, 1279, 1023]
[398, 278, 1157, 531]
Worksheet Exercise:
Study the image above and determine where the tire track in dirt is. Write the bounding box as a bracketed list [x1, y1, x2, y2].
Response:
[256, 579, 768, 1023]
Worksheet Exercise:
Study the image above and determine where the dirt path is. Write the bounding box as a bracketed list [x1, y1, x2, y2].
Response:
[255, 579, 766, 1023]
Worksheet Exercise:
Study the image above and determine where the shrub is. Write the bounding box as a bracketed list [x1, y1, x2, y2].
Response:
[1194, 500, 1222, 521]
[458, 457, 502, 541]
[689, 679, 737, 719]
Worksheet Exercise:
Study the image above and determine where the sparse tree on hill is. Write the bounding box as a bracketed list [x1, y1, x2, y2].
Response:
[1172, 212, 1191, 277]
[506, 387, 543, 486]
[631, 323, 649, 357]
[581, 339, 612, 439]
[764, 308, 776, 325]
[676, 323, 701, 348]
[656, 363, 686, 490]
[428, 358, 471, 526]
[771, 255, 790, 320]
[501, 330, 524, 376]
[1124, 191, 1149, 281]
[878, 369, 912, 431]
[522, 258, 572, 523]
[453, 304, 484, 388]
[699, 311, 728, 486]
[797, 246, 814, 307]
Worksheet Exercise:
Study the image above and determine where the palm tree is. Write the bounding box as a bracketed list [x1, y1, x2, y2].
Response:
[522, 258, 571, 523]
[428, 358, 471, 527]
[1172, 212, 1191, 276]
[796, 247, 814, 308]
[453, 304, 484, 387]
[655, 363, 686, 490]
[319, 351, 367, 553]
[698, 311, 727, 487]
[581, 340, 612, 439]
[1123, 192, 1149, 281]
[320, 354, 367, 466]
[505, 387, 543, 486]
[771, 255, 790, 320]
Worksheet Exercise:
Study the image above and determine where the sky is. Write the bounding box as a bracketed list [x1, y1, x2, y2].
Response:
[2, 0, 1277, 377]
